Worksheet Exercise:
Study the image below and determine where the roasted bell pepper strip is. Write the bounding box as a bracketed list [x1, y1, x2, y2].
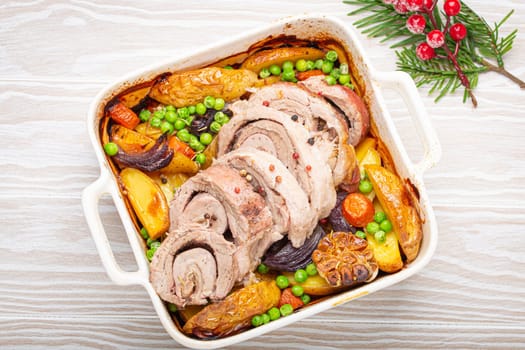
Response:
[107, 101, 140, 129]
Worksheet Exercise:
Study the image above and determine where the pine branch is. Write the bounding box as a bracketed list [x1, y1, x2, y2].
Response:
[344, 0, 524, 106]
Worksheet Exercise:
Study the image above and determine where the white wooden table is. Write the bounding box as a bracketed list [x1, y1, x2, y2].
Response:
[2, 1, 524, 349]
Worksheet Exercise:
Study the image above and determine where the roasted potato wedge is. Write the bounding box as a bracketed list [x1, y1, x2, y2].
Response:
[241, 47, 325, 73]
[119, 86, 151, 108]
[134, 122, 163, 140]
[149, 172, 189, 202]
[366, 231, 403, 273]
[120, 168, 169, 240]
[355, 137, 377, 163]
[110, 124, 154, 153]
[364, 164, 422, 262]
[149, 67, 258, 107]
[183, 281, 280, 338]
[160, 152, 199, 175]
[283, 271, 346, 296]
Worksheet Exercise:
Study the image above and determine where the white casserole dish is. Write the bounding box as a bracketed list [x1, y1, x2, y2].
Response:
[82, 15, 441, 349]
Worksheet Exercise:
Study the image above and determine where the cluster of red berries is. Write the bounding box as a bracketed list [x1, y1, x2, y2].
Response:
[384, 0, 468, 60]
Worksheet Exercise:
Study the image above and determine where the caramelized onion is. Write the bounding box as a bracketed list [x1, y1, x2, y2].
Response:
[114, 133, 174, 172]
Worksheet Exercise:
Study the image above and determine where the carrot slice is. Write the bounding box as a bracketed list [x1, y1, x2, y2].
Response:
[168, 136, 195, 159]
[107, 101, 140, 129]
[296, 69, 324, 81]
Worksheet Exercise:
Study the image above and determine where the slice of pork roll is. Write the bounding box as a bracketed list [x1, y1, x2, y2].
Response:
[299, 75, 370, 147]
[149, 224, 238, 308]
[248, 83, 352, 187]
[170, 164, 280, 276]
[217, 101, 336, 219]
[216, 147, 317, 247]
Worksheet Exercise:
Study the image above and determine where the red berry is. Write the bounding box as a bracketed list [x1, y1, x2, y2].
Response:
[423, 0, 434, 10]
[449, 22, 467, 41]
[416, 42, 436, 60]
[406, 0, 423, 11]
[443, 0, 461, 16]
[406, 14, 426, 34]
[394, 0, 409, 14]
[426, 29, 445, 48]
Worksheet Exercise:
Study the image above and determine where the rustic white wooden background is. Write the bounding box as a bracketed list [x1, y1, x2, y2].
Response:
[2, 0, 524, 349]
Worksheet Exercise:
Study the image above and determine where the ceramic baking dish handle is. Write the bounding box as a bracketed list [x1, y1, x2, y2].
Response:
[373, 71, 442, 175]
[82, 170, 149, 286]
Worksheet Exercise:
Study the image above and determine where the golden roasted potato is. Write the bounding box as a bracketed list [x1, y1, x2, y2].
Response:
[355, 137, 377, 163]
[120, 168, 169, 240]
[149, 67, 258, 107]
[366, 230, 403, 273]
[118, 86, 150, 108]
[364, 164, 422, 262]
[159, 152, 199, 175]
[149, 172, 189, 202]
[283, 271, 346, 296]
[134, 122, 163, 140]
[110, 124, 154, 153]
[182, 281, 281, 338]
[241, 47, 325, 73]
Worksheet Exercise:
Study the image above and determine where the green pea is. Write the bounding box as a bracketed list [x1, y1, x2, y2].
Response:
[366, 222, 380, 234]
[261, 313, 270, 324]
[139, 109, 151, 122]
[204, 96, 216, 109]
[189, 139, 204, 151]
[322, 60, 334, 74]
[380, 219, 393, 233]
[282, 60, 294, 71]
[269, 64, 281, 76]
[325, 50, 338, 62]
[140, 227, 149, 240]
[374, 230, 387, 243]
[330, 68, 341, 80]
[280, 304, 293, 317]
[259, 67, 271, 79]
[306, 60, 315, 70]
[355, 230, 366, 239]
[174, 119, 186, 131]
[167, 303, 177, 313]
[165, 105, 175, 113]
[275, 275, 289, 289]
[210, 121, 222, 133]
[214, 111, 229, 125]
[359, 179, 373, 194]
[291, 285, 304, 297]
[374, 211, 387, 223]
[214, 98, 225, 111]
[223, 65, 233, 70]
[251, 315, 263, 327]
[194, 153, 206, 165]
[338, 74, 351, 85]
[153, 109, 165, 120]
[325, 75, 337, 85]
[188, 134, 198, 144]
[295, 59, 308, 72]
[195, 103, 207, 116]
[177, 107, 190, 120]
[146, 249, 155, 261]
[281, 69, 296, 82]
[160, 121, 174, 134]
[103, 142, 118, 156]
[188, 105, 196, 115]
[150, 117, 162, 128]
[268, 307, 281, 321]
[200, 132, 213, 145]
[314, 59, 324, 70]
[146, 237, 156, 247]
[294, 269, 308, 283]
[165, 110, 177, 123]
[257, 263, 269, 274]
[300, 294, 311, 304]
[305, 263, 317, 276]
[177, 129, 191, 143]
[150, 241, 161, 251]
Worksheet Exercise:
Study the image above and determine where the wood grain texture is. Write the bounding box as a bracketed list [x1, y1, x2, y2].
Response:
[1, 0, 525, 349]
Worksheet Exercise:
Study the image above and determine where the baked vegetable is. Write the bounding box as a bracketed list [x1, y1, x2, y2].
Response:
[110, 124, 154, 153]
[364, 164, 422, 262]
[241, 47, 325, 73]
[182, 280, 281, 338]
[120, 168, 169, 240]
[107, 101, 140, 130]
[149, 67, 258, 107]
[113, 133, 174, 173]
[283, 271, 347, 296]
